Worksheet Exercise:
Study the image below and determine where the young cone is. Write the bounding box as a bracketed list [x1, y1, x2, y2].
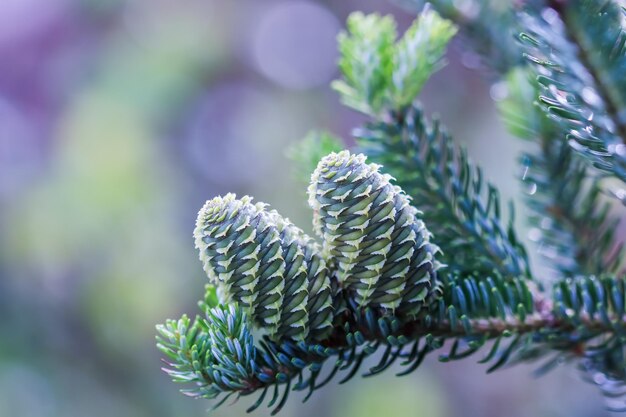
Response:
[308, 150, 441, 316]
[194, 194, 334, 341]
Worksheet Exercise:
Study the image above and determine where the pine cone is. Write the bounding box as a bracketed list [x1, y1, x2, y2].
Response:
[308, 150, 441, 316]
[195, 194, 285, 336]
[194, 194, 334, 341]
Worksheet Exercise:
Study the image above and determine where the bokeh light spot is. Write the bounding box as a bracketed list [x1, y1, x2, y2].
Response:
[250, 1, 340, 90]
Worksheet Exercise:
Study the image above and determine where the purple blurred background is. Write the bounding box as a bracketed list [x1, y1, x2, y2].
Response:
[0, 1, 615, 416]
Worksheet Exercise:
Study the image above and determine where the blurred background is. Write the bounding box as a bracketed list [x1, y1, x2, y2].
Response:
[0, 0, 617, 416]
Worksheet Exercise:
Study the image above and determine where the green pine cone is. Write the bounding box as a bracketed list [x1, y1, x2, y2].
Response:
[194, 194, 334, 341]
[194, 194, 285, 337]
[308, 150, 441, 316]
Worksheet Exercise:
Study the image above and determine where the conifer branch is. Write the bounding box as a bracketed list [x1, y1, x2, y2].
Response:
[498, 69, 624, 277]
[547, 0, 626, 144]
[157, 269, 626, 413]
[410, 0, 625, 277]
[519, 0, 626, 183]
[331, 9, 530, 281]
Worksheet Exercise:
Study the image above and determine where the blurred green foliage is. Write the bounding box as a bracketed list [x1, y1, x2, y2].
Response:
[332, 373, 447, 417]
[287, 131, 344, 185]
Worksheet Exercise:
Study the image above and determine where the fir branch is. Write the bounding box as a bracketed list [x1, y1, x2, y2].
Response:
[156, 305, 259, 401]
[355, 105, 531, 280]
[160, 182, 626, 413]
[519, 0, 626, 183]
[157, 272, 626, 413]
[553, 274, 626, 405]
[417, 1, 625, 278]
[332, 10, 530, 281]
[418, 2, 626, 405]
[498, 69, 624, 277]
[407, 0, 623, 279]
[547, 0, 626, 144]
